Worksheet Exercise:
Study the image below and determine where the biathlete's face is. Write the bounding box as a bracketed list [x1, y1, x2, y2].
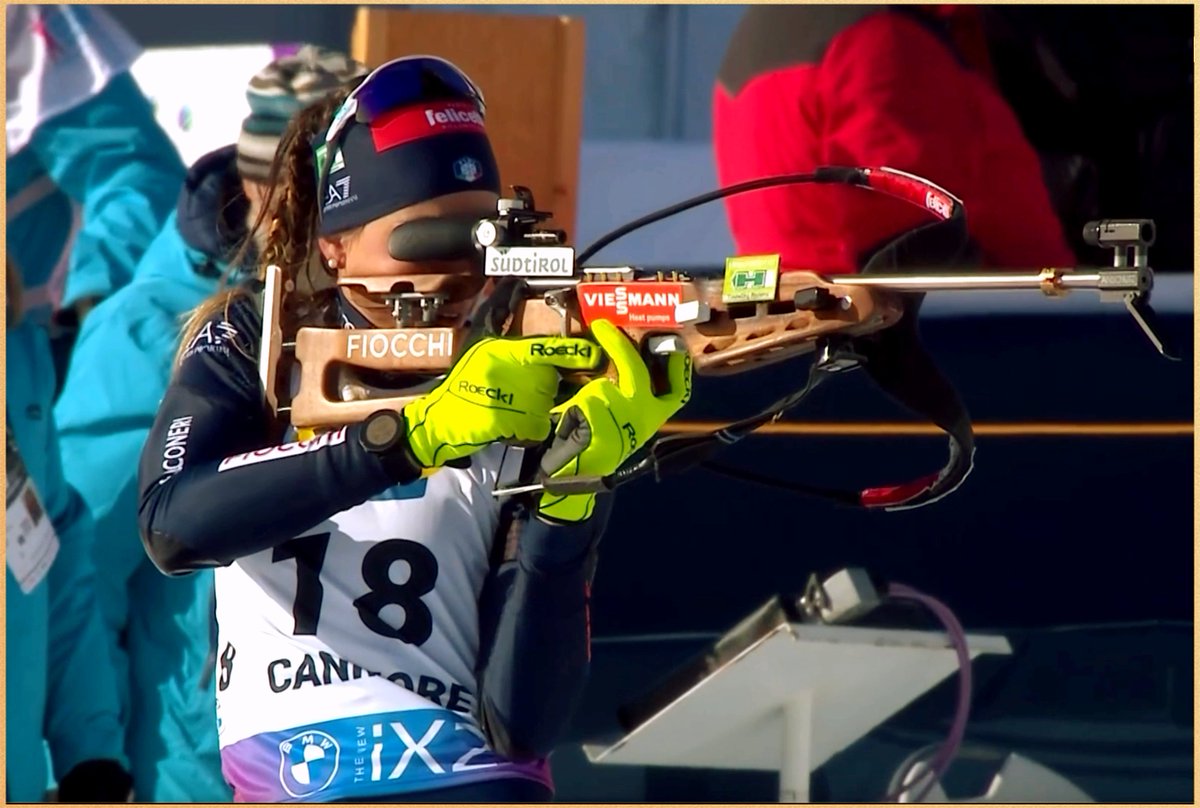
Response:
[310, 55, 495, 330]
[318, 189, 498, 329]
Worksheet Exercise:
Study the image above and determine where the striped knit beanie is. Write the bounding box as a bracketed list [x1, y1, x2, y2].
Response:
[237, 45, 369, 182]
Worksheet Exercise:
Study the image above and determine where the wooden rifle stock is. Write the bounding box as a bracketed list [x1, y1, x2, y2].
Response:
[267, 271, 906, 430]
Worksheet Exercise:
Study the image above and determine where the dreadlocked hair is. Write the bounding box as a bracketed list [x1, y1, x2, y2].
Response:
[174, 84, 357, 371]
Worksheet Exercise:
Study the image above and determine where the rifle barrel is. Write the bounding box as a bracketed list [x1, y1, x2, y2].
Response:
[827, 268, 1149, 295]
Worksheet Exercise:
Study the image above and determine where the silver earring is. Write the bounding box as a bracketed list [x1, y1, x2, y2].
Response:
[327, 257, 338, 270]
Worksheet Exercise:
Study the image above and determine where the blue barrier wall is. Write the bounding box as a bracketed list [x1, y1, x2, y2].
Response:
[589, 286, 1192, 635]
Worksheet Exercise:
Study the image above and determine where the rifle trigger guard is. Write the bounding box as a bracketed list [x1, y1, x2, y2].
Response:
[544, 288, 574, 336]
[470, 277, 526, 341]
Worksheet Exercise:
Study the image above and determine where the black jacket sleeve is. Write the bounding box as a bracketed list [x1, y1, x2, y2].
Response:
[474, 494, 613, 761]
[137, 293, 419, 574]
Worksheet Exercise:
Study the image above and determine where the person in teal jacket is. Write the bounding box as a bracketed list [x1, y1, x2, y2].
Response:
[6, 5, 185, 381]
[6, 267, 133, 802]
[53, 46, 369, 802]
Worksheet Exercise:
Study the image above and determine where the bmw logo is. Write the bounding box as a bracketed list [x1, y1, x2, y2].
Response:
[278, 730, 340, 798]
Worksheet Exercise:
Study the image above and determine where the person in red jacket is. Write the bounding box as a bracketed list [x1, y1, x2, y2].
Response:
[713, 5, 1076, 273]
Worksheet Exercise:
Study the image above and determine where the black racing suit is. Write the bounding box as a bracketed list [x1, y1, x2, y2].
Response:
[137, 288, 608, 801]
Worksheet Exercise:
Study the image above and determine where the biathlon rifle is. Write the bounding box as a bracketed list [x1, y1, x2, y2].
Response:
[259, 166, 1177, 511]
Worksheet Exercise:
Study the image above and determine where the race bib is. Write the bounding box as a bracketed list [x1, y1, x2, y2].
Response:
[6, 420, 59, 593]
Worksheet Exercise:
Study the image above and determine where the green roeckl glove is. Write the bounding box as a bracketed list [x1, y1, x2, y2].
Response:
[538, 319, 693, 523]
[404, 335, 601, 468]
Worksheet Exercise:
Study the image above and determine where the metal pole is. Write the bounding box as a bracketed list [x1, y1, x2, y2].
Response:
[779, 692, 813, 803]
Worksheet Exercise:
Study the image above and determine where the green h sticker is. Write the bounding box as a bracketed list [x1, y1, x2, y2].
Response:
[722, 254, 780, 303]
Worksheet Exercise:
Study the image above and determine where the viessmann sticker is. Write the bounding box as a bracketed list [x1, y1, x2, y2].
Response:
[576, 282, 688, 329]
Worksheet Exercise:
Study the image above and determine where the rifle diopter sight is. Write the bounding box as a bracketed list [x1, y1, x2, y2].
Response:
[470, 187, 579, 289]
[471, 186, 567, 250]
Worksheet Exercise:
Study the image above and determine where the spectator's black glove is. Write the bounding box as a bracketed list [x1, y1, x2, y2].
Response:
[56, 759, 133, 802]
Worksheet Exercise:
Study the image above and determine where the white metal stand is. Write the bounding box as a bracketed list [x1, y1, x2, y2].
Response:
[584, 621, 1011, 803]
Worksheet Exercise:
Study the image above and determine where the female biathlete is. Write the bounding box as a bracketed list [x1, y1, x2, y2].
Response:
[137, 56, 690, 803]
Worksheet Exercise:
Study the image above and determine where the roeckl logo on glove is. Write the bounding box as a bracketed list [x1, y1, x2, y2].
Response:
[530, 343, 593, 358]
[621, 421, 638, 451]
[458, 381, 514, 405]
